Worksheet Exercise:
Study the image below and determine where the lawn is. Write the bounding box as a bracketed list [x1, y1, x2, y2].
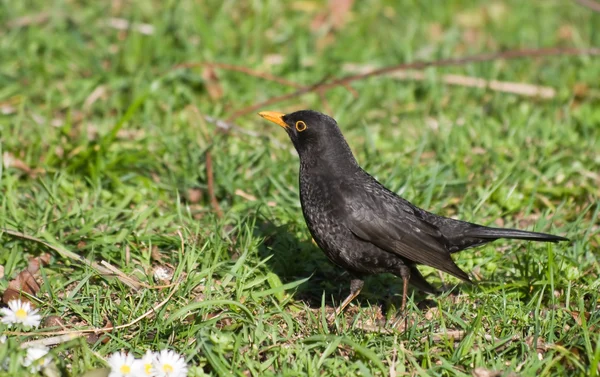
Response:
[1, 0, 599, 376]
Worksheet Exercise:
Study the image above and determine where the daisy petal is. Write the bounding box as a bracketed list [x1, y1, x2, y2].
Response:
[0, 299, 42, 328]
[23, 346, 51, 373]
[107, 351, 137, 377]
[152, 349, 188, 377]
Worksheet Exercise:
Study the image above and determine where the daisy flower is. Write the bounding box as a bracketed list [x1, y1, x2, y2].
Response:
[0, 299, 42, 328]
[132, 350, 155, 376]
[152, 349, 188, 377]
[22, 346, 51, 373]
[107, 351, 137, 377]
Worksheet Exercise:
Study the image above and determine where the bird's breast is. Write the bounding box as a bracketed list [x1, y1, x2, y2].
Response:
[298, 170, 351, 255]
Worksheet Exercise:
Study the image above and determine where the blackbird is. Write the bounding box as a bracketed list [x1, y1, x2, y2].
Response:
[259, 110, 568, 316]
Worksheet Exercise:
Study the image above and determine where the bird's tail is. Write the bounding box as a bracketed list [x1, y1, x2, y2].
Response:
[463, 226, 568, 243]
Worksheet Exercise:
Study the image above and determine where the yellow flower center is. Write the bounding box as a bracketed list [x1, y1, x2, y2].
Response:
[144, 363, 152, 375]
[120, 365, 131, 374]
[162, 364, 174, 373]
[15, 308, 27, 319]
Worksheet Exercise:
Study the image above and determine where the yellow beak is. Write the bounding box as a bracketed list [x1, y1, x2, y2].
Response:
[258, 111, 288, 129]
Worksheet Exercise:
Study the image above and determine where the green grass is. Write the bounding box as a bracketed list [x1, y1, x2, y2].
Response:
[1, 0, 599, 376]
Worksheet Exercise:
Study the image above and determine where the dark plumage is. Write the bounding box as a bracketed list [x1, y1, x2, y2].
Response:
[259, 110, 568, 316]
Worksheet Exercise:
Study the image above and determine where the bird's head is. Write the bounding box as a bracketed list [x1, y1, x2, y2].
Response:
[259, 110, 356, 166]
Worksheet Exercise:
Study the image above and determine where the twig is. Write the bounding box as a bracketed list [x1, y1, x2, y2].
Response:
[206, 151, 223, 219]
[177, 62, 339, 114]
[203, 115, 286, 148]
[83, 85, 108, 111]
[186, 107, 226, 219]
[343, 64, 556, 98]
[203, 116, 259, 137]
[0, 229, 126, 284]
[6, 11, 59, 28]
[300, 48, 600, 94]
[99, 261, 143, 290]
[226, 78, 330, 122]
[575, 0, 600, 12]
[0, 229, 162, 290]
[20, 333, 83, 348]
[7, 279, 181, 338]
[235, 189, 257, 201]
[175, 62, 358, 99]
[227, 47, 600, 120]
[421, 330, 498, 343]
[186, 107, 224, 219]
[101, 18, 155, 35]
[176, 62, 303, 88]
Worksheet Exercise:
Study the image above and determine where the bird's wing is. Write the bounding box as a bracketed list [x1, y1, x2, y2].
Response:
[339, 181, 470, 281]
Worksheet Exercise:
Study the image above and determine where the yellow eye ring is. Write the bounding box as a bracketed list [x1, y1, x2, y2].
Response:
[295, 120, 307, 132]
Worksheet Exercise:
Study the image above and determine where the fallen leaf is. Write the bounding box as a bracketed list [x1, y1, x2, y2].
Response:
[3, 254, 51, 304]
[102, 18, 155, 35]
[557, 24, 574, 42]
[485, 2, 508, 23]
[78, 368, 111, 377]
[426, 329, 466, 342]
[329, 0, 354, 29]
[568, 310, 590, 326]
[524, 335, 547, 353]
[187, 188, 203, 204]
[86, 319, 112, 345]
[1, 104, 16, 115]
[153, 265, 174, 283]
[6, 11, 55, 28]
[42, 315, 66, 330]
[428, 22, 444, 42]
[291, 1, 320, 12]
[310, 12, 328, 31]
[424, 306, 439, 321]
[202, 66, 223, 100]
[456, 9, 486, 28]
[83, 85, 107, 111]
[472, 368, 501, 377]
[263, 54, 284, 66]
[310, 0, 354, 48]
[3, 151, 46, 177]
[3, 152, 31, 174]
[150, 245, 163, 263]
[573, 83, 589, 98]
[235, 189, 257, 201]
[116, 128, 146, 140]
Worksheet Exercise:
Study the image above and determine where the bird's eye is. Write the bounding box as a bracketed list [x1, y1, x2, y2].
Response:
[295, 120, 307, 132]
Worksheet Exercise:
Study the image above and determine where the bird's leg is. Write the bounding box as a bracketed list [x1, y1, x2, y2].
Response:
[402, 275, 409, 311]
[385, 265, 412, 330]
[329, 278, 364, 320]
[398, 265, 411, 312]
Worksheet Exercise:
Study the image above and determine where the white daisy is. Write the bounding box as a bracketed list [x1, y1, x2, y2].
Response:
[22, 346, 51, 373]
[0, 299, 42, 328]
[132, 350, 156, 376]
[152, 349, 188, 377]
[107, 351, 137, 377]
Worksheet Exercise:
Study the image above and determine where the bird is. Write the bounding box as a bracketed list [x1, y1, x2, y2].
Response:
[258, 109, 568, 318]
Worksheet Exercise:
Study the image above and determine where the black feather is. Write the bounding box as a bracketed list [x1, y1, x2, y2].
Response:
[463, 226, 569, 242]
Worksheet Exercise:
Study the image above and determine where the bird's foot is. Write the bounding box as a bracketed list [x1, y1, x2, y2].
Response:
[326, 310, 338, 323]
[328, 278, 364, 322]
